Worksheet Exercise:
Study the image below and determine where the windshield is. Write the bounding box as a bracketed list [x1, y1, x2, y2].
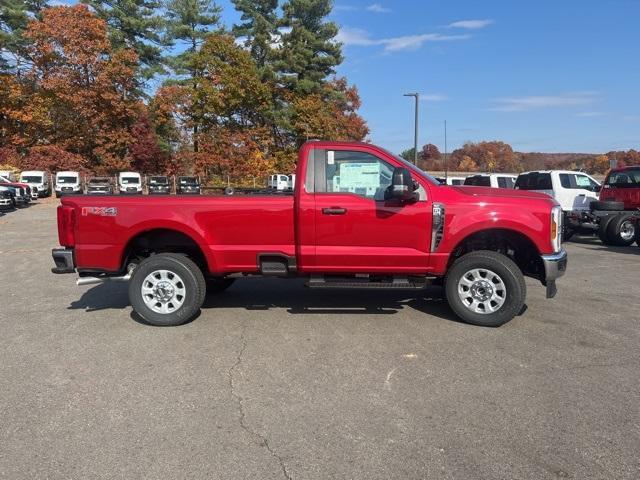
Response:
[57, 176, 78, 184]
[121, 177, 140, 184]
[150, 176, 168, 184]
[89, 178, 109, 184]
[379, 148, 440, 185]
[180, 177, 198, 185]
[606, 169, 640, 187]
[21, 175, 43, 183]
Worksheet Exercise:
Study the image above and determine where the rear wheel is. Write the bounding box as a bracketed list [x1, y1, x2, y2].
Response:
[129, 253, 206, 326]
[445, 251, 526, 327]
[597, 214, 617, 245]
[606, 214, 636, 246]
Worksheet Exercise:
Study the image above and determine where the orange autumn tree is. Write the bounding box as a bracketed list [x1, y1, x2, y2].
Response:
[24, 4, 142, 173]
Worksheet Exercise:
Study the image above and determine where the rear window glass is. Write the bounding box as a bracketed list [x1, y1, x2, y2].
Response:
[497, 177, 515, 188]
[606, 169, 640, 187]
[464, 175, 491, 187]
[515, 172, 552, 190]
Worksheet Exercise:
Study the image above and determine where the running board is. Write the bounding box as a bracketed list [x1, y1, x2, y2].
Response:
[306, 275, 430, 290]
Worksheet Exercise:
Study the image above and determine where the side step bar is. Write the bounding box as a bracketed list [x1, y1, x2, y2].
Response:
[306, 275, 431, 290]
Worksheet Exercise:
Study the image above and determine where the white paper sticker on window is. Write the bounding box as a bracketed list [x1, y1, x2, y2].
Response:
[327, 151, 335, 165]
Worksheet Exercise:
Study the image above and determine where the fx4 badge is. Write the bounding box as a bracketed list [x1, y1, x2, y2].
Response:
[82, 206, 118, 217]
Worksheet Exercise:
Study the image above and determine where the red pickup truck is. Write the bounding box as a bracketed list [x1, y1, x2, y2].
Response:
[52, 141, 567, 327]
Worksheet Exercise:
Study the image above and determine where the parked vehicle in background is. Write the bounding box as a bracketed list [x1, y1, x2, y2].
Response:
[0, 184, 27, 207]
[86, 177, 113, 195]
[148, 176, 171, 194]
[0, 176, 31, 204]
[590, 166, 640, 246]
[55, 171, 82, 197]
[20, 170, 52, 198]
[118, 172, 143, 195]
[0, 188, 15, 210]
[435, 176, 466, 186]
[177, 176, 200, 195]
[515, 170, 601, 241]
[463, 174, 517, 189]
[0, 170, 17, 182]
[268, 174, 294, 191]
[52, 141, 567, 329]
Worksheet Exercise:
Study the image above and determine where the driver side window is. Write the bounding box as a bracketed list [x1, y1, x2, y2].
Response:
[325, 150, 395, 200]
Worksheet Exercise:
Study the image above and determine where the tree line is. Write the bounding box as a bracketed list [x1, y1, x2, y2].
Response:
[401, 142, 640, 175]
[0, 0, 368, 179]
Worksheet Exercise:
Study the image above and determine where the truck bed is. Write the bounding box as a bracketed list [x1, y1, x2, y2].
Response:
[62, 195, 295, 273]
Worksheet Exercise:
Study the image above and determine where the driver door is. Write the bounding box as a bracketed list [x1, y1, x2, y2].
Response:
[310, 147, 432, 273]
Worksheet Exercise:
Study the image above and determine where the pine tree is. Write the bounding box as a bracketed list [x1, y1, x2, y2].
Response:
[164, 0, 222, 78]
[0, 0, 46, 75]
[231, 0, 278, 76]
[81, 0, 166, 79]
[276, 0, 343, 94]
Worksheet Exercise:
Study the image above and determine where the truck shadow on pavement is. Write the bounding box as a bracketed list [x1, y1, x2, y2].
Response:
[569, 235, 640, 255]
[67, 278, 480, 325]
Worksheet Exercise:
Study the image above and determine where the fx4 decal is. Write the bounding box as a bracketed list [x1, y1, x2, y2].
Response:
[81, 206, 118, 217]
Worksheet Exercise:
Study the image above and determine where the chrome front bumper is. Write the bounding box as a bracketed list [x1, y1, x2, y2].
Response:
[540, 249, 568, 298]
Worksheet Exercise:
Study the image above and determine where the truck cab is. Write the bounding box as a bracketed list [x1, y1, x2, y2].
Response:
[118, 172, 143, 195]
[55, 171, 82, 197]
[20, 170, 51, 198]
[268, 174, 292, 191]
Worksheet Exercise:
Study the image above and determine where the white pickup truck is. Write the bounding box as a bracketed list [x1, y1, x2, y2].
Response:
[515, 170, 601, 240]
[464, 173, 517, 189]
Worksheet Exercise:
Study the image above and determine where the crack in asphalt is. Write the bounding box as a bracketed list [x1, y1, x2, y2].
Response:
[228, 324, 292, 480]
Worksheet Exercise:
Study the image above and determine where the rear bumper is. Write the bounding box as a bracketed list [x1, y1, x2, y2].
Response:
[52, 247, 75, 274]
[541, 249, 568, 298]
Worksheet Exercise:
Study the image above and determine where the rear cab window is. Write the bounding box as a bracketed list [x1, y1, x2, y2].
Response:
[464, 175, 491, 187]
[515, 172, 552, 190]
[605, 169, 640, 188]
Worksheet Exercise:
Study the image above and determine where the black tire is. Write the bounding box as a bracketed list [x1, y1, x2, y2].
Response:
[590, 200, 624, 212]
[635, 221, 640, 247]
[445, 251, 526, 327]
[606, 213, 636, 246]
[129, 253, 206, 326]
[562, 225, 575, 242]
[224, 187, 235, 196]
[206, 277, 235, 294]
[597, 214, 617, 245]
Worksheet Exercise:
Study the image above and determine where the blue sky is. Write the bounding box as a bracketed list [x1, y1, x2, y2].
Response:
[57, 0, 640, 154]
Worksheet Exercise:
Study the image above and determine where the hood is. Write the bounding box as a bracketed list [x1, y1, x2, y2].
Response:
[451, 186, 552, 201]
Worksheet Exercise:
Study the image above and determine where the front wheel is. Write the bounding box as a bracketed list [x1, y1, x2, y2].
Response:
[129, 253, 206, 326]
[445, 251, 526, 327]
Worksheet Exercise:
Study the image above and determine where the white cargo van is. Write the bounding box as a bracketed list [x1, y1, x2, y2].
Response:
[118, 172, 143, 194]
[55, 171, 82, 197]
[20, 170, 51, 198]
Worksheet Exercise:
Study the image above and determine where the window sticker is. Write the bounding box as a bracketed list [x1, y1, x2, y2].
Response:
[576, 176, 591, 187]
[338, 162, 381, 196]
[327, 151, 335, 165]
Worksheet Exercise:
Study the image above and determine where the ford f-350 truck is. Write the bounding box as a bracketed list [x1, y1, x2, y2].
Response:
[52, 141, 567, 327]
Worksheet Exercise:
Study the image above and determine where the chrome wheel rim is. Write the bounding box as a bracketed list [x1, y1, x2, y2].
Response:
[620, 220, 635, 241]
[141, 270, 186, 314]
[458, 268, 506, 314]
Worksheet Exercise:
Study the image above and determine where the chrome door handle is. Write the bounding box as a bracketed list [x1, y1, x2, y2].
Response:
[322, 207, 347, 215]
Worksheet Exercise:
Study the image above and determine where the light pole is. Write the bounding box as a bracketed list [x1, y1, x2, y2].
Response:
[403, 93, 419, 164]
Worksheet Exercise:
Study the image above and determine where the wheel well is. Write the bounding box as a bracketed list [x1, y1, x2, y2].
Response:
[448, 229, 544, 279]
[123, 229, 208, 273]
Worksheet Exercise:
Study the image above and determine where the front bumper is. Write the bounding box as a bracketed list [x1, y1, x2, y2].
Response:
[540, 249, 568, 298]
[0, 198, 11, 207]
[52, 247, 75, 274]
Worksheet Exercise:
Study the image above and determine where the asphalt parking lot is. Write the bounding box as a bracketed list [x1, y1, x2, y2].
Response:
[1, 200, 639, 480]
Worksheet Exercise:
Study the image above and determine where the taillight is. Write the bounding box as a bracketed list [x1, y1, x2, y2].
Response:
[57, 205, 76, 247]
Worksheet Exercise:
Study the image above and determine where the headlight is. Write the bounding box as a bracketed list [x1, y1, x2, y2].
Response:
[551, 205, 562, 252]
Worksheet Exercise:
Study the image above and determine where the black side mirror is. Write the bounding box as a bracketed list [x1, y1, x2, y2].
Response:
[389, 167, 417, 201]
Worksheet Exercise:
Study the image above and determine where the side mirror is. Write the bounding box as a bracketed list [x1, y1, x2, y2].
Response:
[389, 167, 417, 201]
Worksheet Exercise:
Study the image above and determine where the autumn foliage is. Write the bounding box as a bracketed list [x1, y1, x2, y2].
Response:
[0, 3, 369, 180]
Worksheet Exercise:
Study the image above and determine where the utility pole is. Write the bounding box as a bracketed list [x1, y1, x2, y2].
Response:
[403, 93, 419, 164]
[444, 120, 448, 179]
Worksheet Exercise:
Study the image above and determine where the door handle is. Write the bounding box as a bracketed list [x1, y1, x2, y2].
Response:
[322, 207, 347, 215]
